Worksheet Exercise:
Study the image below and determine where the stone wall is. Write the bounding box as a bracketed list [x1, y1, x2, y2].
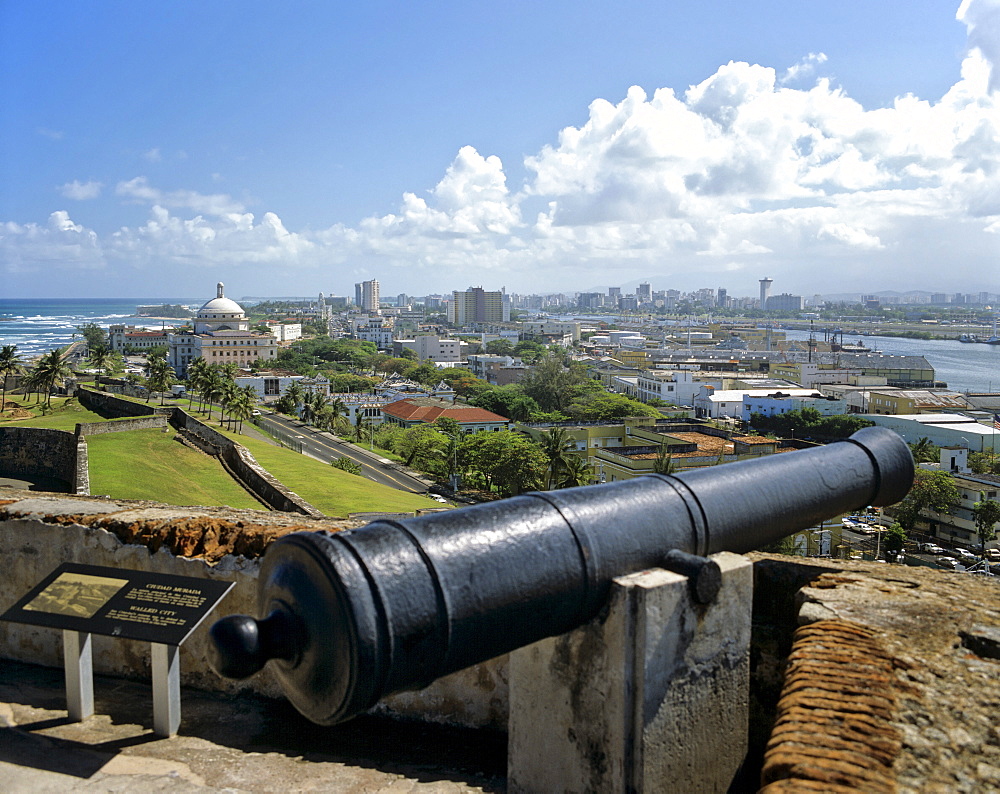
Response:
[77, 387, 165, 419]
[0, 493, 507, 729]
[76, 387, 320, 517]
[76, 416, 170, 435]
[170, 410, 323, 518]
[0, 427, 79, 491]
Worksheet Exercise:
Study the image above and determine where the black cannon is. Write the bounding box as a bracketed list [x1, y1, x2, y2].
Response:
[208, 426, 913, 725]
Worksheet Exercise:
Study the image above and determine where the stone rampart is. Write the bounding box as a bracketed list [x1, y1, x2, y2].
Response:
[0, 493, 506, 729]
[77, 387, 165, 419]
[170, 410, 323, 518]
[76, 416, 170, 435]
[0, 427, 79, 492]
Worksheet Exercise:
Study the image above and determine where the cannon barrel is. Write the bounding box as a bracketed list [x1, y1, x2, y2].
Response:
[208, 426, 913, 725]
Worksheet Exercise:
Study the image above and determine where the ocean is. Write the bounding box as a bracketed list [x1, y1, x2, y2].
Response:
[0, 298, 199, 360]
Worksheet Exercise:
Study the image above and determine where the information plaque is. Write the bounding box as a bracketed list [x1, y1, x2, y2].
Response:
[2, 562, 234, 646]
[1, 562, 235, 736]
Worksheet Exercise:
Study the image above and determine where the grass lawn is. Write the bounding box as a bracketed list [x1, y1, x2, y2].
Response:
[235, 435, 438, 517]
[0, 396, 109, 431]
[194, 415, 439, 517]
[87, 429, 264, 510]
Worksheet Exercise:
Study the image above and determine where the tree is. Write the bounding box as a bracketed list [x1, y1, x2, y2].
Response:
[909, 437, 940, 464]
[331, 457, 363, 475]
[33, 348, 74, 408]
[652, 442, 675, 475]
[538, 427, 575, 490]
[557, 455, 593, 488]
[395, 424, 447, 470]
[565, 392, 661, 421]
[228, 386, 257, 434]
[520, 351, 596, 413]
[146, 357, 175, 405]
[890, 469, 961, 531]
[883, 523, 906, 559]
[77, 323, 108, 354]
[469, 385, 540, 422]
[461, 430, 547, 497]
[283, 381, 305, 417]
[89, 348, 121, 380]
[0, 344, 22, 411]
[972, 500, 1000, 556]
[484, 339, 515, 356]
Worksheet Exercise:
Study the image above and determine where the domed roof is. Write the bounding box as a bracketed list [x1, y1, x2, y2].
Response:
[198, 282, 245, 317]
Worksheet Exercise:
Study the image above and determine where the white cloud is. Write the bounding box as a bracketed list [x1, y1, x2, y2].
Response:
[59, 180, 103, 200]
[115, 177, 247, 216]
[36, 128, 64, 141]
[958, 0, 1000, 92]
[142, 148, 162, 163]
[779, 53, 828, 86]
[4, 2, 999, 295]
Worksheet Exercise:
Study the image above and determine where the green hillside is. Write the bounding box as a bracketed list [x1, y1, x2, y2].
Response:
[87, 429, 264, 509]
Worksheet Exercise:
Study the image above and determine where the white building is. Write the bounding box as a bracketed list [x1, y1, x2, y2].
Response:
[167, 283, 278, 377]
[395, 335, 462, 362]
[235, 371, 330, 401]
[270, 323, 302, 342]
[741, 393, 847, 423]
[350, 314, 394, 350]
[865, 413, 1000, 453]
[694, 387, 821, 419]
[520, 320, 582, 342]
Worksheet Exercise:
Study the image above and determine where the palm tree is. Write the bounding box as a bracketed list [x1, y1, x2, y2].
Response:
[228, 387, 256, 434]
[539, 427, 575, 490]
[652, 442, 675, 475]
[146, 357, 175, 405]
[186, 358, 211, 412]
[89, 347, 120, 385]
[19, 365, 45, 405]
[910, 437, 939, 464]
[201, 368, 225, 420]
[0, 344, 22, 412]
[33, 348, 74, 408]
[284, 381, 305, 418]
[558, 455, 593, 488]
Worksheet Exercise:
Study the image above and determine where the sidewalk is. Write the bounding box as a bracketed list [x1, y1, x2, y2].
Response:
[0, 659, 505, 793]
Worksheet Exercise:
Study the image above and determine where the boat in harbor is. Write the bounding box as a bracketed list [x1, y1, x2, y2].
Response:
[959, 333, 981, 343]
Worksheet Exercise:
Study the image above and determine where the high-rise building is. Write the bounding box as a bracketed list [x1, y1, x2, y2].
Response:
[637, 283, 652, 303]
[608, 286, 621, 300]
[765, 293, 804, 312]
[448, 287, 509, 325]
[759, 278, 773, 309]
[361, 279, 380, 313]
[717, 288, 728, 308]
[354, 283, 363, 307]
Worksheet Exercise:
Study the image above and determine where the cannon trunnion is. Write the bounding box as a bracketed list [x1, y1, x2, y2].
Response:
[209, 427, 914, 725]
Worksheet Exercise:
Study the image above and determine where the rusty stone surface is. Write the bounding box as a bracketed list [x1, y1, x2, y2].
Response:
[0, 488, 360, 562]
[752, 555, 1000, 794]
[761, 619, 900, 792]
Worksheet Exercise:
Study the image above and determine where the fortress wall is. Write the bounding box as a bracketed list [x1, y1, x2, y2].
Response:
[76, 416, 169, 435]
[0, 496, 508, 729]
[77, 387, 167, 419]
[171, 410, 323, 518]
[0, 427, 76, 488]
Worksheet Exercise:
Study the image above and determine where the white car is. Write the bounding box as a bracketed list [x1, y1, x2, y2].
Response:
[937, 557, 959, 569]
[954, 548, 977, 561]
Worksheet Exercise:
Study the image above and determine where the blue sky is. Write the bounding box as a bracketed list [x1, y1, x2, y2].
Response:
[2, 1, 998, 300]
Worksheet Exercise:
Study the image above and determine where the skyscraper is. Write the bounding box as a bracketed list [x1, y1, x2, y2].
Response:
[759, 278, 773, 309]
[361, 279, 380, 313]
[448, 287, 509, 324]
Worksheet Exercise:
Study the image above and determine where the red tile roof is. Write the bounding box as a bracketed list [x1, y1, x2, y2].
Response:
[382, 399, 509, 424]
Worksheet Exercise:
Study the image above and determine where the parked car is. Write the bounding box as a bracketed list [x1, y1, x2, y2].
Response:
[954, 548, 977, 561]
[919, 543, 945, 554]
[937, 557, 959, 569]
[986, 549, 1000, 562]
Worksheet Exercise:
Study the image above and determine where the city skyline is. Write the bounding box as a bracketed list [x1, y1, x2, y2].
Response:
[2, 1, 998, 299]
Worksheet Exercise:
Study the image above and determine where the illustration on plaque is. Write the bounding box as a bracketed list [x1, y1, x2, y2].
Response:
[23, 572, 129, 619]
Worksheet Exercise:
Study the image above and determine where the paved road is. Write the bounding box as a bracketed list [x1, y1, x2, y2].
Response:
[257, 412, 430, 494]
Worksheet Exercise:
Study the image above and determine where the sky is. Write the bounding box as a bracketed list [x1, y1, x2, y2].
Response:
[2, 0, 999, 301]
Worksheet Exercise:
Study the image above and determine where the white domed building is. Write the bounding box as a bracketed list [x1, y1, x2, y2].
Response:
[168, 283, 278, 376]
[193, 283, 251, 333]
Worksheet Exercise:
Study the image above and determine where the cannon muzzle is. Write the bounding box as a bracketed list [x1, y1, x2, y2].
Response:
[209, 426, 913, 725]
